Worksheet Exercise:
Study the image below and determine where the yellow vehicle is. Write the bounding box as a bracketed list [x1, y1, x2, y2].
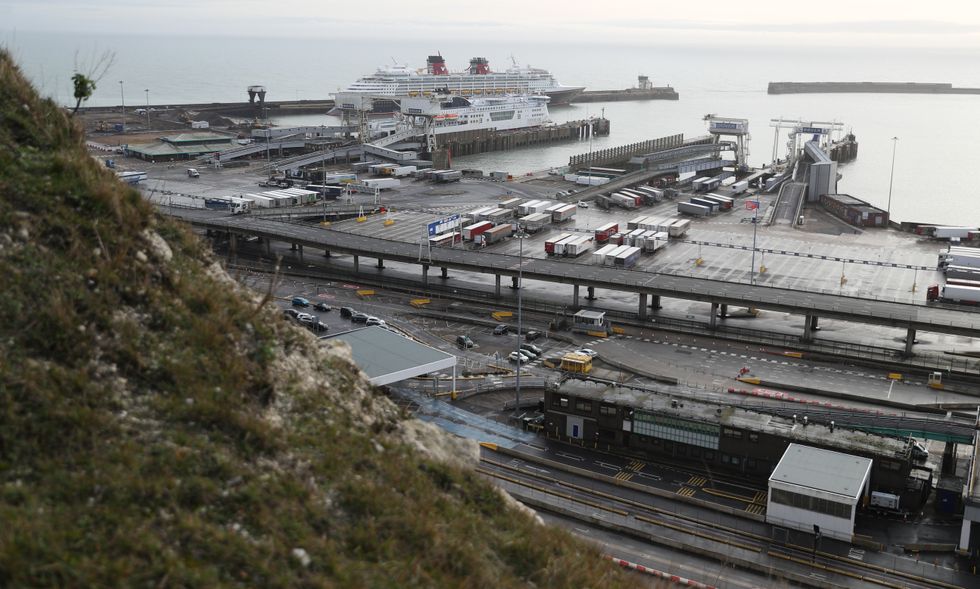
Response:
[560, 353, 592, 374]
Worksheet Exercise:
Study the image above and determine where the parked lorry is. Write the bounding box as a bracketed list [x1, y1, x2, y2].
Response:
[499, 197, 522, 209]
[610, 193, 637, 209]
[205, 196, 251, 214]
[519, 212, 551, 232]
[942, 255, 980, 271]
[564, 235, 593, 257]
[363, 178, 401, 190]
[594, 222, 619, 243]
[869, 491, 901, 512]
[487, 208, 515, 225]
[391, 165, 417, 177]
[433, 170, 463, 182]
[552, 234, 579, 256]
[667, 218, 691, 237]
[730, 180, 749, 195]
[944, 265, 980, 281]
[482, 224, 513, 244]
[690, 197, 718, 213]
[552, 204, 577, 223]
[933, 226, 978, 240]
[927, 283, 980, 304]
[545, 233, 574, 255]
[462, 221, 493, 241]
[612, 246, 642, 269]
[592, 243, 620, 265]
[626, 215, 649, 230]
[678, 202, 710, 217]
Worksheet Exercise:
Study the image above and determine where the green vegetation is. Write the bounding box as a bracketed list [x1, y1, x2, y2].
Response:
[0, 51, 631, 587]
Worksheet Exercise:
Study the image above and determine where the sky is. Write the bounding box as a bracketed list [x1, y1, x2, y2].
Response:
[2, 0, 980, 48]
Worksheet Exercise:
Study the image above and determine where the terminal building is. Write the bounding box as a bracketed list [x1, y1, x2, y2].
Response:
[767, 444, 872, 541]
[542, 380, 923, 500]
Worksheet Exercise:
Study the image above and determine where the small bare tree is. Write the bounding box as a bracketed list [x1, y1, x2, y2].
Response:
[71, 49, 115, 115]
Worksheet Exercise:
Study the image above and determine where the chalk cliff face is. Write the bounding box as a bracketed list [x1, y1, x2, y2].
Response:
[0, 51, 629, 587]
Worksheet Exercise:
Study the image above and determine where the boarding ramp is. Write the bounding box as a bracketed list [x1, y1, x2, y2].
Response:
[362, 143, 417, 162]
[201, 140, 307, 163]
[256, 143, 365, 174]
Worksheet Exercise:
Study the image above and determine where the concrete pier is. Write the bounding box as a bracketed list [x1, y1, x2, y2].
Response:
[438, 118, 609, 158]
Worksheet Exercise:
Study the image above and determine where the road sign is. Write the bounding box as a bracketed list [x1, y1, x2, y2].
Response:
[746, 200, 759, 211]
[427, 213, 461, 237]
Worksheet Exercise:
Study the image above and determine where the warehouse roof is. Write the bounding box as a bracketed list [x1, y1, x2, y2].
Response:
[770, 444, 872, 500]
[326, 326, 456, 386]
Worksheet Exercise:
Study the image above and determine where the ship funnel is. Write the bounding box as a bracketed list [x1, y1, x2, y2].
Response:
[469, 57, 490, 75]
[427, 55, 448, 75]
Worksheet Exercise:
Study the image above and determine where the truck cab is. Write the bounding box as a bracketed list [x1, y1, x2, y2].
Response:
[186, 168, 200, 178]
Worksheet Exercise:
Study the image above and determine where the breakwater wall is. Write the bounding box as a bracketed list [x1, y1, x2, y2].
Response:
[768, 82, 980, 95]
[571, 87, 678, 102]
[568, 134, 684, 169]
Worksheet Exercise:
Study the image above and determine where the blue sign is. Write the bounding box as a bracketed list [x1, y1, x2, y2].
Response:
[799, 127, 828, 135]
[427, 213, 461, 237]
[712, 122, 739, 130]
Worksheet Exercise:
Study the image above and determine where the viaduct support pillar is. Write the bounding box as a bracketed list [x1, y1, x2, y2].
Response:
[353, 255, 359, 272]
[719, 303, 728, 318]
[297, 244, 303, 261]
[422, 264, 429, 286]
[905, 328, 917, 356]
[264, 239, 271, 256]
[377, 258, 384, 270]
[639, 294, 648, 320]
[573, 285, 580, 308]
[709, 303, 718, 330]
[495, 275, 501, 298]
[511, 276, 519, 289]
[802, 314, 816, 342]
[586, 286, 596, 300]
[650, 295, 662, 310]
[441, 267, 448, 279]
[324, 249, 330, 258]
[229, 234, 237, 255]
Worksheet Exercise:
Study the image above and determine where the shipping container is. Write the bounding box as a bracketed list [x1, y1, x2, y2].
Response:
[592, 243, 620, 265]
[604, 245, 630, 265]
[363, 178, 401, 190]
[519, 212, 551, 232]
[564, 235, 594, 257]
[499, 197, 522, 209]
[613, 246, 642, 269]
[483, 224, 513, 244]
[552, 204, 577, 223]
[545, 233, 574, 255]
[527, 200, 554, 214]
[945, 265, 980, 280]
[518, 200, 545, 216]
[429, 232, 461, 246]
[610, 193, 637, 209]
[626, 215, 650, 230]
[462, 221, 494, 241]
[933, 226, 976, 239]
[679, 201, 711, 217]
[689, 197, 718, 213]
[645, 231, 669, 252]
[633, 186, 664, 202]
[243, 193, 277, 208]
[391, 165, 417, 177]
[943, 255, 980, 271]
[491, 170, 509, 181]
[608, 233, 625, 246]
[692, 177, 711, 192]
[704, 193, 734, 210]
[731, 180, 749, 195]
[466, 206, 497, 222]
[667, 218, 691, 237]
[487, 208, 515, 224]
[575, 175, 611, 186]
[478, 207, 505, 221]
[928, 283, 980, 304]
[594, 222, 619, 243]
[553, 234, 580, 256]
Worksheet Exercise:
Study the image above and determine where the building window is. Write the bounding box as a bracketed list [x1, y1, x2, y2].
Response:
[771, 488, 852, 519]
[599, 404, 617, 416]
[553, 396, 569, 408]
[749, 433, 759, 443]
[575, 400, 592, 413]
[723, 428, 742, 440]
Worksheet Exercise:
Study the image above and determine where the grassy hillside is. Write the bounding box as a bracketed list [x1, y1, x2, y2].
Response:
[0, 51, 632, 587]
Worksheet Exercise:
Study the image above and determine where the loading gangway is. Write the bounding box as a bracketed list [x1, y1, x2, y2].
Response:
[198, 139, 308, 163]
[256, 143, 366, 174]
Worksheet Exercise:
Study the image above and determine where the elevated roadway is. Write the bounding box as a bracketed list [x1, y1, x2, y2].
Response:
[166, 208, 980, 347]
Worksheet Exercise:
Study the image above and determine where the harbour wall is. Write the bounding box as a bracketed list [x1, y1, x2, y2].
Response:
[568, 134, 685, 170]
[439, 118, 610, 157]
[571, 87, 678, 102]
[768, 82, 980, 95]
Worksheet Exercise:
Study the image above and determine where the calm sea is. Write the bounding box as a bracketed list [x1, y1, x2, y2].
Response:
[5, 31, 979, 225]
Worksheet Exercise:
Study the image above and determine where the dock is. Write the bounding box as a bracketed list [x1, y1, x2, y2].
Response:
[571, 87, 678, 102]
[768, 82, 980, 95]
[438, 118, 609, 157]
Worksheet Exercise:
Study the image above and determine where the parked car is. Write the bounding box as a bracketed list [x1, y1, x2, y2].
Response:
[282, 308, 300, 319]
[577, 201, 589, 208]
[351, 312, 369, 323]
[575, 348, 598, 358]
[517, 347, 538, 359]
[297, 313, 317, 325]
[525, 330, 542, 341]
[291, 296, 310, 307]
[493, 324, 509, 335]
[508, 351, 531, 364]
[456, 335, 474, 348]
[520, 343, 543, 356]
[340, 306, 355, 319]
[365, 317, 386, 327]
[313, 302, 332, 312]
[310, 321, 329, 333]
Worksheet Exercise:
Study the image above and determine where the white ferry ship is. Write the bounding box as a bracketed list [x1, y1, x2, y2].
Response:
[337, 54, 583, 113]
[397, 93, 551, 135]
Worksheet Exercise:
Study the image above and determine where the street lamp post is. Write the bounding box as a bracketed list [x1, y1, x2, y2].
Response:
[118, 81, 125, 133]
[513, 224, 525, 419]
[144, 88, 150, 129]
[886, 136, 899, 223]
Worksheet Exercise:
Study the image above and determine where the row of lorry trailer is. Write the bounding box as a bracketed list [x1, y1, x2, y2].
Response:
[930, 245, 980, 304]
